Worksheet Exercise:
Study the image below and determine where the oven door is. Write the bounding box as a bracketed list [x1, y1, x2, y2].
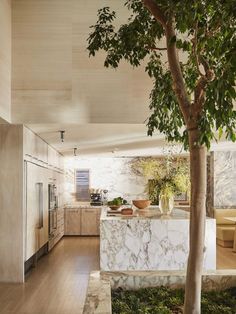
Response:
[48, 184, 56, 210]
[49, 210, 57, 237]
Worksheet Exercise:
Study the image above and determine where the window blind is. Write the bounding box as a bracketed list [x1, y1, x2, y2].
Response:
[75, 169, 90, 201]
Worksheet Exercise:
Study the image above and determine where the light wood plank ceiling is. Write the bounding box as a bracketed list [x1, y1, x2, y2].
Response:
[11, 0, 161, 155]
[12, 0, 152, 125]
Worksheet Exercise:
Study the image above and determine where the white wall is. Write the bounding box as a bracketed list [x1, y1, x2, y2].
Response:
[0, 0, 11, 122]
[65, 157, 147, 203]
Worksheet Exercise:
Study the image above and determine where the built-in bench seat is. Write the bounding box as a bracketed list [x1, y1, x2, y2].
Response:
[214, 209, 236, 248]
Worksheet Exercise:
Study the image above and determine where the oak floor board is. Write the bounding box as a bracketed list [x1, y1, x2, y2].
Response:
[0, 237, 99, 314]
[216, 244, 236, 269]
[0, 238, 235, 314]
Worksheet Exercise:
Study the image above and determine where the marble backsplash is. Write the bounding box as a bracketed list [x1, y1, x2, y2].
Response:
[64, 157, 148, 203]
[213, 151, 236, 208]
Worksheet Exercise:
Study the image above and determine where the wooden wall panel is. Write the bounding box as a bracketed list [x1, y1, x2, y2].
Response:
[0, 125, 24, 282]
[12, 0, 72, 123]
[0, 0, 11, 122]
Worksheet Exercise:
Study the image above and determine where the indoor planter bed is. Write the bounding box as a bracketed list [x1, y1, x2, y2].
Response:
[83, 270, 236, 314]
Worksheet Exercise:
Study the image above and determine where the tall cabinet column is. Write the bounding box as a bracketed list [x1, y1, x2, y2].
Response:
[0, 125, 24, 282]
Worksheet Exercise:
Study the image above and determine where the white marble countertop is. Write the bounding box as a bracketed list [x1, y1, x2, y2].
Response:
[100, 207, 216, 271]
[64, 204, 102, 209]
[101, 207, 191, 220]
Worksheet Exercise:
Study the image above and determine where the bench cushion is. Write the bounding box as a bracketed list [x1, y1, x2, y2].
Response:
[214, 209, 236, 225]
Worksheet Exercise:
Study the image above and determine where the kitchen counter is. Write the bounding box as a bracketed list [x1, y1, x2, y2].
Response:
[101, 206, 190, 220]
[64, 204, 102, 209]
[100, 207, 216, 271]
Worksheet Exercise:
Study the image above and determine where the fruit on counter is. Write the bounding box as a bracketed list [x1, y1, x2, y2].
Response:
[121, 208, 133, 215]
[108, 197, 128, 206]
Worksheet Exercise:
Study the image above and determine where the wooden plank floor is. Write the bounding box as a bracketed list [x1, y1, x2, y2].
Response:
[217, 244, 236, 269]
[0, 237, 100, 314]
[0, 238, 235, 314]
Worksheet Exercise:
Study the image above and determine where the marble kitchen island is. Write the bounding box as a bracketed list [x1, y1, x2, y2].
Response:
[100, 208, 216, 271]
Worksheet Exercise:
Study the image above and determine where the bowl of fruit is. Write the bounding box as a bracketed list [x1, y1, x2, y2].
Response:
[108, 197, 128, 210]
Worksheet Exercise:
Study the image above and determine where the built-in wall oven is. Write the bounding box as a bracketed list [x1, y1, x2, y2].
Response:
[48, 184, 57, 210]
[48, 184, 58, 239]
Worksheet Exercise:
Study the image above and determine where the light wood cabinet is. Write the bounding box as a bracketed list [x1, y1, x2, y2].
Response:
[48, 145, 55, 167]
[24, 126, 64, 171]
[48, 208, 64, 251]
[65, 209, 81, 235]
[48, 145, 61, 170]
[96, 208, 101, 235]
[24, 127, 36, 158]
[35, 135, 48, 164]
[24, 127, 48, 165]
[81, 208, 98, 235]
[64, 207, 101, 236]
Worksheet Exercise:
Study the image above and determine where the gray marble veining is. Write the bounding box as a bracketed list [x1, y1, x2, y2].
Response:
[83, 272, 111, 314]
[100, 208, 216, 271]
[214, 151, 236, 207]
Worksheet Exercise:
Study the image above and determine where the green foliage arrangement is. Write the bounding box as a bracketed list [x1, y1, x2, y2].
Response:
[112, 286, 236, 314]
[108, 197, 128, 206]
[130, 156, 190, 204]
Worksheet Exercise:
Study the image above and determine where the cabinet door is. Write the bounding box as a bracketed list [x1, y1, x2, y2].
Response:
[48, 146, 54, 167]
[96, 208, 101, 235]
[59, 155, 64, 172]
[65, 210, 81, 235]
[26, 163, 49, 260]
[81, 208, 98, 235]
[38, 167, 49, 248]
[24, 127, 36, 158]
[35, 136, 48, 164]
[26, 163, 40, 260]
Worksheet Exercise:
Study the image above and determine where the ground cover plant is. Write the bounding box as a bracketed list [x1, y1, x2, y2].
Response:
[112, 286, 236, 314]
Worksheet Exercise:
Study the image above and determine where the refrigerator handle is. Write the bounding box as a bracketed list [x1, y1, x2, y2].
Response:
[37, 183, 43, 229]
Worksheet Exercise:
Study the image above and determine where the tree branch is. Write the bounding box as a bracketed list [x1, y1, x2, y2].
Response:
[145, 45, 167, 51]
[192, 22, 205, 77]
[194, 57, 215, 118]
[199, 56, 215, 81]
[142, 1, 191, 125]
[142, 0, 167, 27]
[165, 18, 191, 126]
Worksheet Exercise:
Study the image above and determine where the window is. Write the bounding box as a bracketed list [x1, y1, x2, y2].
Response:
[75, 169, 90, 201]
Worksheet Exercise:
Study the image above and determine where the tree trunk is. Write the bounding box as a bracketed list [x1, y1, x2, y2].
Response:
[184, 130, 207, 314]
